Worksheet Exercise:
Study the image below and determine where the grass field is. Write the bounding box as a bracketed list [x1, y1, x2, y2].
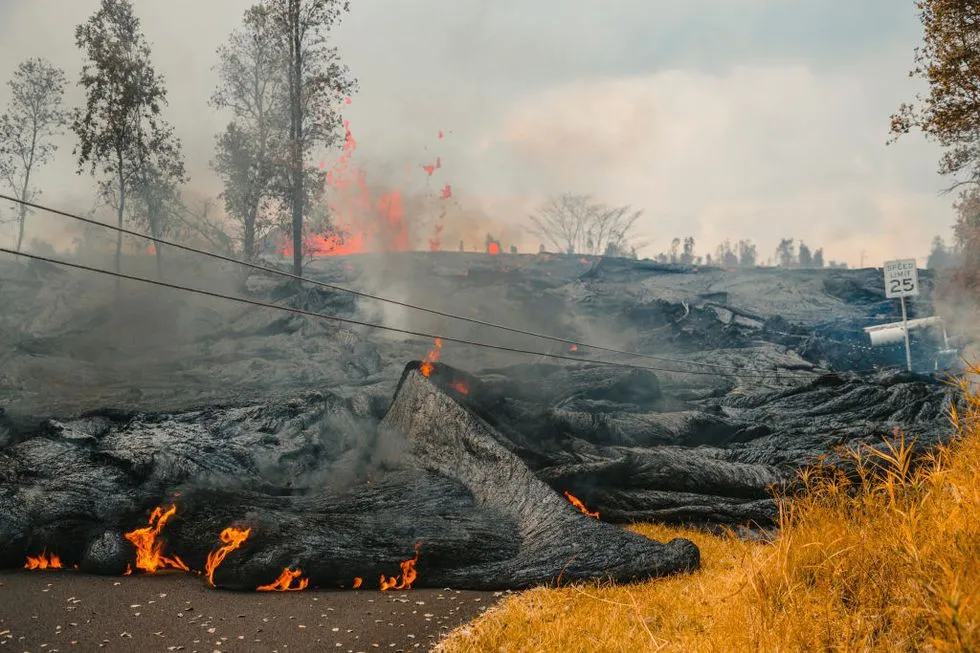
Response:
[438, 372, 980, 652]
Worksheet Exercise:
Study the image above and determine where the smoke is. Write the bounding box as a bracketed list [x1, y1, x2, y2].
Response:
[0, 0, 962, 269]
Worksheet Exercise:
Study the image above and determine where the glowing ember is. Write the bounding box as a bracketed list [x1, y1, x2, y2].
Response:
[24, 550, 62, 570]
[429, 224, 444, 251]
[450, 380, 470, 395]
[487, 241, 501, 255]
[564, 491, 600, 519]
[257, 568, 309, 592]
[124, 505, 189, 574]
[352, 577, 363, 589]
[204, 526, 251, 587]
[422, 157, 441, 176]
[379, 544, 421, 592]
[419, 338, 443, 377]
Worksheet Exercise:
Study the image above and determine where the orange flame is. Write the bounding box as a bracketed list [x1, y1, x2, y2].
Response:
[487, 241, 501, 255]
[124, 505, 189, 574]
[257, 568, 309, 592]
[380, 544, 421, 592]
[569, 345, 578, 352]
[352, 576, 363, 589]
[204, 526, 252, 587]
[450, 380, 469, 395]
[564, 491, 600, 519]
[24, 550, 62, 570]
[419, 338, 442, 377]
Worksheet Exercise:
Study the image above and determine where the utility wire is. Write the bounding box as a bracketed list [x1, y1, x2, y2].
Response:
[0, 193, 784, 375]
[0, 246, 824, 381]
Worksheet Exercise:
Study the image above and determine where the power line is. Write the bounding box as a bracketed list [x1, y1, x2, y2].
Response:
[0, 246, 823, 381]
[0, 193, 782, 375]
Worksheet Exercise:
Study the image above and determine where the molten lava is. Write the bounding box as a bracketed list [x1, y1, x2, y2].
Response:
[257, 568, 309, 592]
[124, 505, 189, 574]
[205, 526, 251, 587]
[564, 491, 600, 519]
[25, 550, 62, 570]
[422, 157, 441, 176]
[419, 338, 443, 377]
[380, 544, 421, 591]
[279, 111, 460, 258]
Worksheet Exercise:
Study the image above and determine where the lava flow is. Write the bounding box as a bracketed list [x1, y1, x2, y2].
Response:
[24, 550, 62, 570]
[419, 338, 443, 377]
[257, 568, 309, 592]
[380, 543, 421, 591]
[564, 491, 600, 519]
[204, 526, 252, 587]
[124, 505, 189, 574]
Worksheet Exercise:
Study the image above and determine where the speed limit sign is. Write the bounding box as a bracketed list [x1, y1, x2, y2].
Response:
[883, 259, 919, 298]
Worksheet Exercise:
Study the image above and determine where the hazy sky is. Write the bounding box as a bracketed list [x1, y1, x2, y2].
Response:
[0, 0, 955, 266]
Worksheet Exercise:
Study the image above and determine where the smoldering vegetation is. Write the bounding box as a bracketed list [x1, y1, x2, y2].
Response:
[0, 250, 960, 589]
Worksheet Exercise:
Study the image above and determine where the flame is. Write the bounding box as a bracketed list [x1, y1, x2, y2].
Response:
[24, 550, 62, 570]
[257, 568, 309, 592]
[440, 184, 452, 200]
[487, 241, 501, 255]
[352, 576, 363, 589]
[204, 526, 252, 587]
[564, 491, 600, 519]
[380, 543, 421, 592]
[569, 345, 578, 352]
[419, 338, 443, 377]
[450, 380, 469, 395]
[124, 505, 189, 574]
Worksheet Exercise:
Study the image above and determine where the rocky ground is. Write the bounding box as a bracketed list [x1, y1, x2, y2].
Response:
[0, 250, 961, 590]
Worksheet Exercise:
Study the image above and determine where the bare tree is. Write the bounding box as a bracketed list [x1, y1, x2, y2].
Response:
[211, 4, 289, 262]
[737, 239, 757, 267]
[680, 236, 695, 265]
[0, 58, 68, 252]
[798, 242, 812, 268]
[528, 193, 643, 256]
[776, 238, 796, 268]
[266, 0, 356, 277]
[73, 0, 185, 285]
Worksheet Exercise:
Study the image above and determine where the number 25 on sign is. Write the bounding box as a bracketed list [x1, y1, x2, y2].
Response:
[883, 258, 919, 372]
[884, 258, 919, 298]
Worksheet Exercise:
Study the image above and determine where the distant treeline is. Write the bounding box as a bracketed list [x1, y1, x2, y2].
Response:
[650, 237, 847, 269]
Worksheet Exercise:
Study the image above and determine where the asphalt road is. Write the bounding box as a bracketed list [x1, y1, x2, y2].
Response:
[0, 571, 502, 652]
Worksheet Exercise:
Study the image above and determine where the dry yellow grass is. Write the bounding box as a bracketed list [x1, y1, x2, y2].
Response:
[437, 373, 980, 652]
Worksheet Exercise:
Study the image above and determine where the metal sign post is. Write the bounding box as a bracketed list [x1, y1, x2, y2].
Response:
[883, 258, 920, 371]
